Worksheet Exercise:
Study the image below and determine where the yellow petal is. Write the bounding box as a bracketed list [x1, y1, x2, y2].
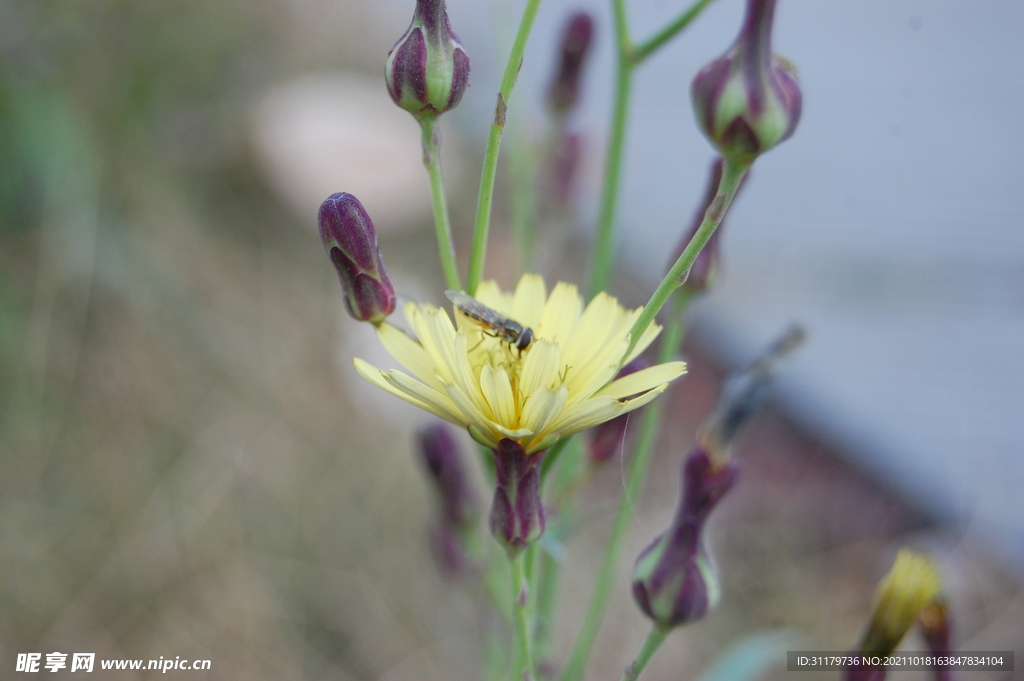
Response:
[446, 382, 501, 446]
[480, 363, 517, 428]
[519, 339, 561, 397]
[537, 282, 582, 344]
[474, 280, 511, 315]
[598, 362, 687, 399]
[520, 385, 569, 436]
[553, 395, 623, 435]
[353, 359, 462, 425]
[511, 273, 547, 328]
[623, 313, 663, 364]
[376, 323, 444, 391]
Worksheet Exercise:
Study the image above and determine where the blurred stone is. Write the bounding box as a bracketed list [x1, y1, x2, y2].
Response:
[252, 73, 448, 233]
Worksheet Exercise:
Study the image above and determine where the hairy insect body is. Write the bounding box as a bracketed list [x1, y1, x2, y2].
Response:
[445, 290, 534, 352]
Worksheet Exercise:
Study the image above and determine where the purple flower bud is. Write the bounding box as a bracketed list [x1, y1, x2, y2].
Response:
[919, 600, 953, 681]
[417, 422, 478, 530]
[546, 12, 595, 117]
[385, 0, 471, 120]
[668, 158, 749, 292]
[690, 0, 802, 166]
[588, 358, 650, 465]
[318, 192, 396, 324]
[631, 448, 739, 628]
[489, 438, 545, 556]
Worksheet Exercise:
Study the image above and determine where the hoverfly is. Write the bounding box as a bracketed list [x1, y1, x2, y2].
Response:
[445, 290, 534, 353]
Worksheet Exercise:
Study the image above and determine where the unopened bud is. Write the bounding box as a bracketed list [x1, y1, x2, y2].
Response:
[546, 12, 595, 117]
[417, 422, 478, 530]
[386, 0, 471, 120]
[919, 599, 953, 681]
[858, 550, 943, 657]
[319, 193, 396, 324]
[489, 438, 545, 556]
[690, 0, 802, 166]
[631, 448, 738, 628]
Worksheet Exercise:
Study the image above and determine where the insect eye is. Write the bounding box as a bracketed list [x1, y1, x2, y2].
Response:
[517, 328, 533, 351]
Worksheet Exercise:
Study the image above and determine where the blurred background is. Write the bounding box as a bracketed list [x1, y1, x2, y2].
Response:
[1, 0, 1021, 679]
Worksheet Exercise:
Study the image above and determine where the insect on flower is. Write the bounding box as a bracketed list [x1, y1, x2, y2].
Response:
[446, 290, 534, 353]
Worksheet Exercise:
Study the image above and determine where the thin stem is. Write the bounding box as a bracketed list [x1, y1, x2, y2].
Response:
[586, 0, 633, 299]
[509, 124, 539, 277]
[623, 159, 747, 362]
[511, 553, 536, 681]
[420, 117, 462, 290]
[620, 625, 670, 681]
[467, 0, 544, 295]
[558, 293, 690, 681]
[631, 0, 718, 64]
[532, 548, 561, 669]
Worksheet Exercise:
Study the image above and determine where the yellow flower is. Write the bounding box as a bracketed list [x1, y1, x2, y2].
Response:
[354, 274, 687, 453]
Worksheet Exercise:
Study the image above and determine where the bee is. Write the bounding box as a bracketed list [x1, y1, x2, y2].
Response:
[445, 290, 534, 352]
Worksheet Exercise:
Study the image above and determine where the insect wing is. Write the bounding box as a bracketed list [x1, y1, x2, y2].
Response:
[444, 290, 522, 342]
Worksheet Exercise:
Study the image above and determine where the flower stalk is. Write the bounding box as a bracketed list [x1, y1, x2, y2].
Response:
[467, 0, 544, 295]
[420, 117, 462, 290]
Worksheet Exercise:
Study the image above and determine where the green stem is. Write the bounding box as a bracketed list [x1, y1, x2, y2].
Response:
[631, 0, 718, 64]
[511, 553, 536, 681]
[420, 117, 462, 290]
[558, 294, 690, 681]
[623, 159, 747, 362]
[620, 626, 670, 681]
[587, 0, 633, 299]
[467, 0, 544, 295]
[532, 548, 561, 670]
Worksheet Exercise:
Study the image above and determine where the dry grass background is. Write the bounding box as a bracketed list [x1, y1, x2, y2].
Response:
[1, 1, 1021, 679]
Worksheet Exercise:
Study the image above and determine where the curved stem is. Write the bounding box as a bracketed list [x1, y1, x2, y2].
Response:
[621, 625, 670, 681]
[558, 293, 690, 681]
[467, 0, 544, 295]
[511, 553, 536, 681]
[623, 159, 747, 362]
[420, 117, 462, 290]
[586, 0, 633, 299]
[631, 0, 718, 64]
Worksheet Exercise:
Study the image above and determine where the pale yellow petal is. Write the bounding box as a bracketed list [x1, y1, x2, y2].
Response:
[410, 305, 456, 385]
[480, 363, 517, 429]
[614, 382, 670, 415]
[562, 292, 629, 367]
[537, 281, 582, 344]
[552, 395, 623, 435]
[446, 383, 502, 445]
[563, 337, 628, 404]
[623, 313, 663, 364]
[375, 323, 444, 391]
[598, 362, 687, 399]
[353, 359, 461, 425]
[519, 339, 561, 397]
[474, 280, 511, 315]
[511, 274, 547, 328]
[495, 423, 534, 440]
[450, 331, 494, 419]
[520, 385, 569, 437]
[381, 370, 467, 425]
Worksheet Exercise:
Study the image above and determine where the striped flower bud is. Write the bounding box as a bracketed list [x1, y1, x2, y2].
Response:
[489, 438, 545, 557]
[546, 12, 595, 117]
[631, 448, 739, 628]
[690, 0, 802, 166]
[318, 193, 396, 324]
[385, 0, 470, 121]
